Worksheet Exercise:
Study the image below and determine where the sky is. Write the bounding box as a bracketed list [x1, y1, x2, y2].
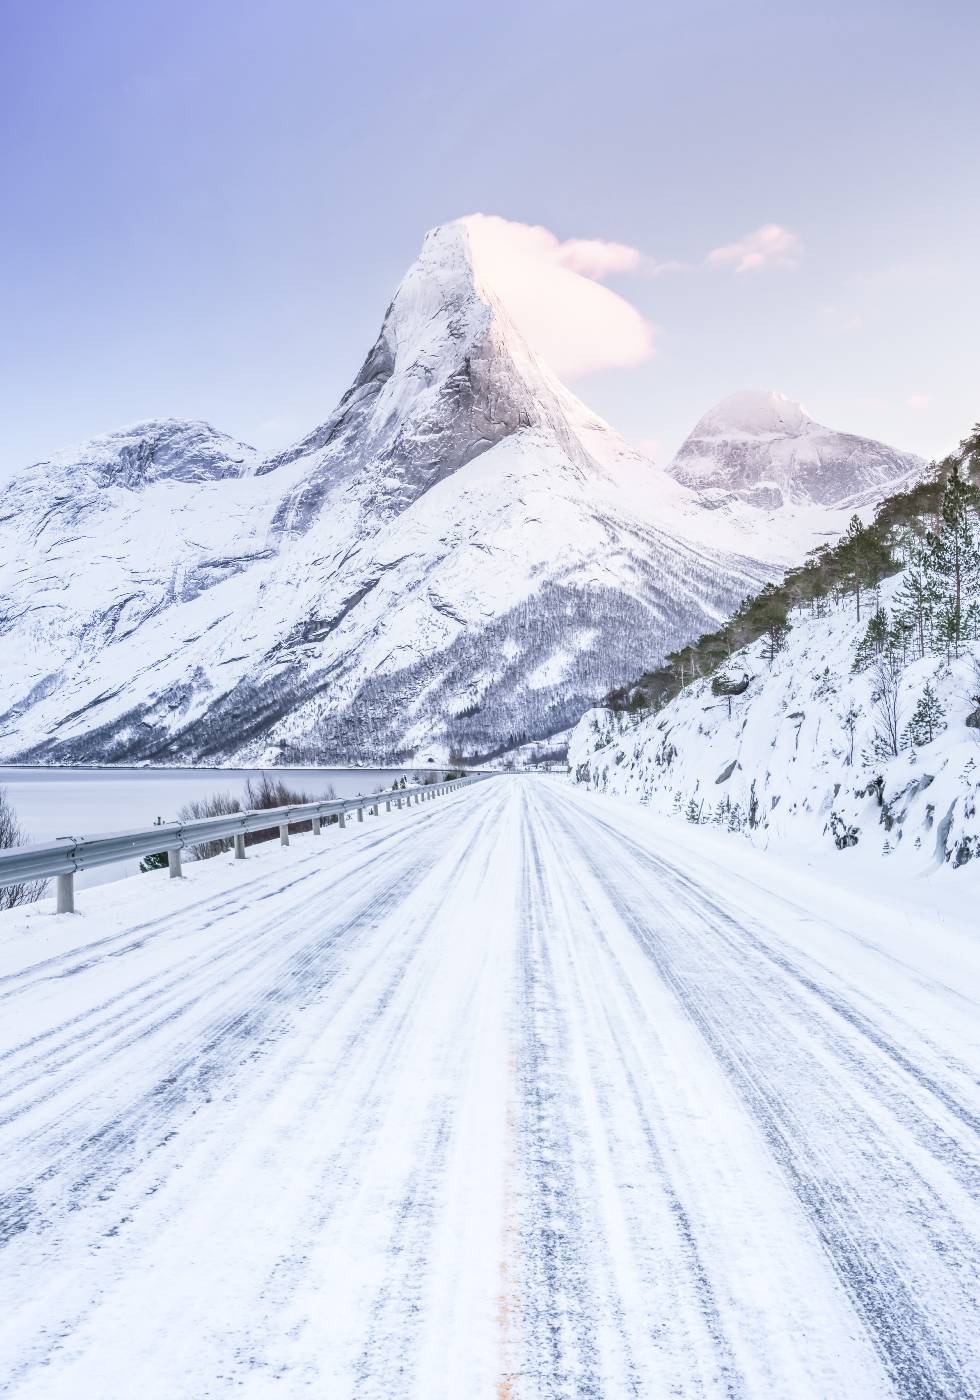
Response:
[1, 0, 978, 483]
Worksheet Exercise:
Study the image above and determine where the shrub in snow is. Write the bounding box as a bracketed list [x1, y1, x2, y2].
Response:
[0, 787, 45, 909]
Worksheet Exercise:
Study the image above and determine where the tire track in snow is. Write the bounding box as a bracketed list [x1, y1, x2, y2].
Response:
[0, 789, 504, 1388]
[523, 787, 743, 1398]
[242, 793, 506, 1394]
[563, 792, 980, 1206]
[540, 784, 979, 1399]
[565, 791, 980, 1141]
[510, 815, 604, 1398]
[0, 794, 501, 1256]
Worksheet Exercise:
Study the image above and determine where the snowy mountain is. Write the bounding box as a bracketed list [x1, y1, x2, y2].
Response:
[669, 390, 924, 510]
[0, 225, 927, 767]
[0, 223, 767, 766]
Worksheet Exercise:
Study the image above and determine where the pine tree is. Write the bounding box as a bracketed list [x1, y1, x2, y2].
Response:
[893, 544, 934, 660]
[752, 584, 791, 665]
[840, 515, 894, 621]
[852, 605, 891, 672]
[903, 681, 946, 748]
[963, 600, 980, 644]
[929, 464, 980, 657]
[932, 595, 962, 663]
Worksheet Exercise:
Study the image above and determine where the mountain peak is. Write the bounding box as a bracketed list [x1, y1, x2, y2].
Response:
[257, 219, 608, 529]
[692, 390, 812, 439]
[669, 392, 924, 509]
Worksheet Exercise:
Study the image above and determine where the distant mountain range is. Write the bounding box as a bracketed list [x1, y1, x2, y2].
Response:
[0, 220, 925, 766]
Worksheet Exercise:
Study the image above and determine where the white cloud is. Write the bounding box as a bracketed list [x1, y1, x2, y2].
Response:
[907, 392, 931, 410]
[557, 239, 688, 279]
[555, 237, 642, 279]
[706, 223, 803, 274]
[460, 214, 657, 378]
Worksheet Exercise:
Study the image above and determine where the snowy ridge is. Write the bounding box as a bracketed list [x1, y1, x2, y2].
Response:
[572, 566, 980, 871]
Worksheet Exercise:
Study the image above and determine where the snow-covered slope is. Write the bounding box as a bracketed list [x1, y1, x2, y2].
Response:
[0, 227, 926, 767]
[572, 569, 980, 872]
[669, 390, 924, 510]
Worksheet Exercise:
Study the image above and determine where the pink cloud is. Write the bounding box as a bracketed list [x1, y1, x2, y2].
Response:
[460, 214, 657, 378]
[554, 238, 642, 279]
[706, 223, 803, 273]
[907, 392, 931, 410]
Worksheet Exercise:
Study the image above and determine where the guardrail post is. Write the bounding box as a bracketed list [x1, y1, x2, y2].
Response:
[56, 872, 75, 914]
[372, 801, 379, 816]
[234, 834, 246, 860]
[357, 806, 364, 822]
[169, 847, 182, 879]
[385, 799, 391, 812]
[339, 812, 346, 829]
[280, 823, 290, 847]
[312, 816, 321, 835]
[396, 796, 402, 809]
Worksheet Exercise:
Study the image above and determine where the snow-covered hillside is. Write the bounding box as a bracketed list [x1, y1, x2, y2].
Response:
[573, 565, 980, 870]
[0, 224, 925, 767]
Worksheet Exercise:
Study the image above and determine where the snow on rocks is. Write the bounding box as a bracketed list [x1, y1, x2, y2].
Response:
[567, 706, 632, 772]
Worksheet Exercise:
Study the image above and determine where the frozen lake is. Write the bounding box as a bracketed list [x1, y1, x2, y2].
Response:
[0, 765, 436, 888]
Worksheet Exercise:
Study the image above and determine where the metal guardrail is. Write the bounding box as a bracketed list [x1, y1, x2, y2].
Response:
[0, 772, 491, 912]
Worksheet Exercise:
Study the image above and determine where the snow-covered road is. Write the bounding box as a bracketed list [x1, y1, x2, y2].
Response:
[1, 777, 978, 1398]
